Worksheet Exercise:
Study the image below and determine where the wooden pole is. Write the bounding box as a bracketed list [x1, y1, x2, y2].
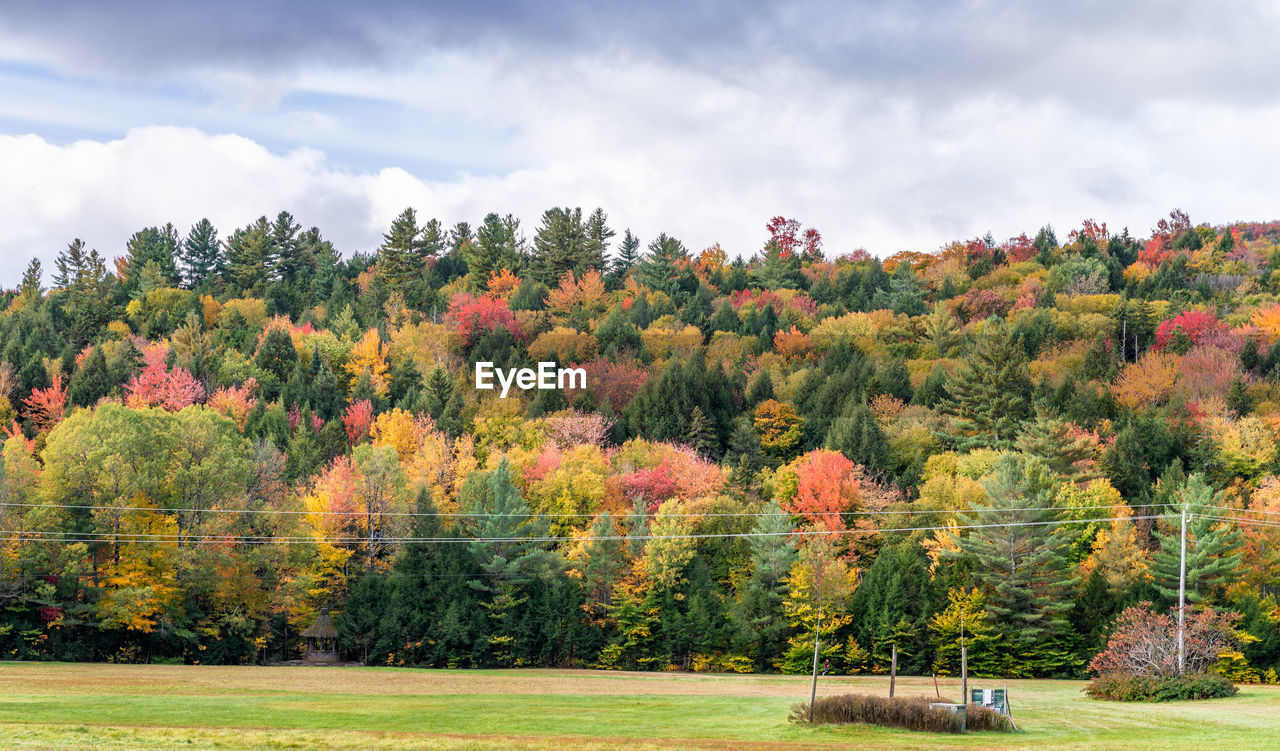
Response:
[960, 644, 968, 733]
[1178, 503, 1188, 676]
[932, 673, 940, 699]
[807, 604, 822, 722]
[889, 643, 897, 698]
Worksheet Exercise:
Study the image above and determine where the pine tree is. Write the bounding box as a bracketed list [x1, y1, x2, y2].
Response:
[848, 543, 934, 673]
[309, 364, 344, 421]
[449, 222, 474, 254]
[223, 217, 272, 295]
[825, 403, 888, 471]
[947, 454, 1077, 675]
[730, 502, 797, 669]
[18, 258, 42, 303]
[745, 368, 773, 406]
[379, 208, 426, 291]
[595, 305, 640, 355]
[685, 406, 718, 458]
[52, 239, 111, 345]
[67, 346, 110, 407]
[124, 224, 181, 291]
[1151, 474, 1242, 605]
[467, 212, 523, 284]
[710, 300, 739, 334]
[1014, 410, 1095, 479]
[874, 358, 913, 402]
[460, 461, 560, 666]
[533, 207, 588, 284]
[612, 229, 642, 277]
[269, 211, 303, 285]
[179, 218, 221, 289]
[888, 261, 926, 315]
[938, 318, 1032, 449]
[583, 207, 615, 272]
[636, 233, 688, 296]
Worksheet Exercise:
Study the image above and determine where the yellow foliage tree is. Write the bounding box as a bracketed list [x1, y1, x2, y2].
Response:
[346, 328, 390, 395]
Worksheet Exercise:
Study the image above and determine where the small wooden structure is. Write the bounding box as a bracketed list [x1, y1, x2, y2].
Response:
[301, 609, 339, 664]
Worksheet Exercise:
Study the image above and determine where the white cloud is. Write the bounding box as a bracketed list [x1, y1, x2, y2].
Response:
[5, 61, 1280, 287]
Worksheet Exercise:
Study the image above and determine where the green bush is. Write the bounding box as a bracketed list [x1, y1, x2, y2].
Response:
[1085, 673, 1238, 702]
[790, 694, 1015, 733]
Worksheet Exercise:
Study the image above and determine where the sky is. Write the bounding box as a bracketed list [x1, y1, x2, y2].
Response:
[1, 0, 1279, 282]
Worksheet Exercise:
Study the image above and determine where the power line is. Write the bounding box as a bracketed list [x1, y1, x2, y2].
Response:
[1203, 504, 1280, 518]
[1194, 513, 1280, 529]
[0, 514, 1176, 546]
[0, 500, 1158, 520]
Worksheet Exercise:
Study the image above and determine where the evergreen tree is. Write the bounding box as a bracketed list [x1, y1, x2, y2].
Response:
[1014, 410, 1095, 478]
[912, 365, 949, 407]
[1151, 474, 1243, 605]
[948, 454, 1078, 675]
[67, 346, 110, 408]
[52, 239, 111, 345]
[460, 461, 561, 666]
[223, 216, 273, 295]
[888, 261, 926, 315]
[730, 502, 797, 670]
[18, 257, 43, 303]
[595, 305, 640, 355]
[533, 207, 588, 284]
[179, 218, 221, 289]
[636, 233, 688, 297]
[378, 208, 426, 291]
[709, 300, 740, 334]
[269, 211, 304, 285]
[308, 359, 344, 421]
[848, 543, 935, 673]
[124, 224, 181, 291]
[685, 406, 718, 458]
[745, 368, 774, 406]
[583, 207, 615, 272]
[938, 318, 1032, 449]
[874, 358, 913, 403]
[467, 212, 524, 285]
[612, 229, 642, 277]
[753, 241, 803, 290]
[825, 403, 889, 472]
[253, 327, 298, 401]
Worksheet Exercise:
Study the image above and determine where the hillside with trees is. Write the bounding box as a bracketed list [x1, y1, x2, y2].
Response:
[0, 207, 1277, 680]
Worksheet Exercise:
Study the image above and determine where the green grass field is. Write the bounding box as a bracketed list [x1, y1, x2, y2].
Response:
[0, 663, 1276, 750]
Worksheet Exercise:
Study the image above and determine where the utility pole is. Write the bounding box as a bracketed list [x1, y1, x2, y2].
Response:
[890, 643, 897, 698]
[1178, 502, 1188, 675]
[960, 602, 968, 732]
[807, 604, 823, 722]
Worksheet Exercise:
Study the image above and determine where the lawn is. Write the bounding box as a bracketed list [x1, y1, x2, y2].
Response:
[0, 663, 1276, 750]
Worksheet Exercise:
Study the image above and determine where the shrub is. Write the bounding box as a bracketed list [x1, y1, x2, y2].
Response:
[790, 694, 1014, 733]
[1085, 674, 1238, 702]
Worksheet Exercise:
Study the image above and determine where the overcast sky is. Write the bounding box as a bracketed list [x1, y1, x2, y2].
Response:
[2, 1, 1278, 282]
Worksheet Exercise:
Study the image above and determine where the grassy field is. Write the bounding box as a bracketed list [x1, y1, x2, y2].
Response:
[0, 663, 1277, 750]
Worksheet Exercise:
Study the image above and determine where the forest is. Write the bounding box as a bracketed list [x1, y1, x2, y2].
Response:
[0, 207, 1277, 680]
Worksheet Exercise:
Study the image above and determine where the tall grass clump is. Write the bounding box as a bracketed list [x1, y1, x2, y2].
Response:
[790, 694, 1014, 733]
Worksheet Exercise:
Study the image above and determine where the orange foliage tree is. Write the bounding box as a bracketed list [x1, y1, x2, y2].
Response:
[23, 371, 68, 432]
[1112, 351, 1181, 410]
